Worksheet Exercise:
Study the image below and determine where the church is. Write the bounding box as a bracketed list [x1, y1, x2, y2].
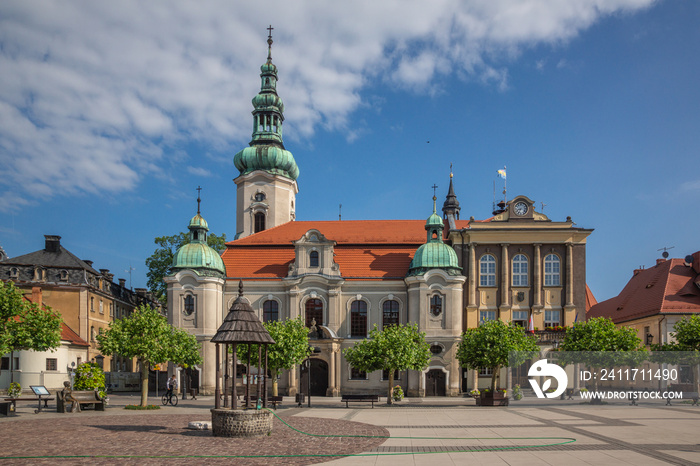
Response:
[166, 30, 594, 397]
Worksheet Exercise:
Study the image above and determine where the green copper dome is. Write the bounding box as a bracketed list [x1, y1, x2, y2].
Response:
[407, 196, 462, 277]
[233, 29, 299, 182]
[172, 198, 225, 278]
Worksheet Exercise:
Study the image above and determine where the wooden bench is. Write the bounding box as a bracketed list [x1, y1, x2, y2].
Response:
[241, 395, 283, 409]
[341, 394, 379, 408]
[56, 390, 105, 413]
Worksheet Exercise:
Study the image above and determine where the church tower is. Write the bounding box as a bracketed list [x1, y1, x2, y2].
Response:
[233, 27, 299, 239]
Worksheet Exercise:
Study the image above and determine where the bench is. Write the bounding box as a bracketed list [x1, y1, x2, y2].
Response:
[341, 394, 379, 408]
[56, 390, 105, 413]
[241, 395, 283, 409]
[4, 397, 55, 414]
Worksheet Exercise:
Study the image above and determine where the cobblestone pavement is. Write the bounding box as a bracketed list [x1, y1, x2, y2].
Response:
[0, 412, 388, 465]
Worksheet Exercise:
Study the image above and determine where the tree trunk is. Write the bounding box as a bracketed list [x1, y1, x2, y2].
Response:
[387, 371, 394, 405]
[140, 360, 149, 407]
[491, 365, 500, 392]
[272, 369, 279, 397]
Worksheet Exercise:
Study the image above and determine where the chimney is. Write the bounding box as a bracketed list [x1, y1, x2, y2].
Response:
[44, 235, 61, 253]
[84, 260, 93, 267]
[135, 288, 147, 297]
[633, 266, 644, 277]
[119, 278, 126, 288]
[656, 258, 666, 266]
[31, 287, 42, 305]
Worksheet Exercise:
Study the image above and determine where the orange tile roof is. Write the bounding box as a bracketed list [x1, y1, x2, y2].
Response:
[587, 256, 700, 323]
[585, 284, 597, 312]
[223, 220, 429, 280]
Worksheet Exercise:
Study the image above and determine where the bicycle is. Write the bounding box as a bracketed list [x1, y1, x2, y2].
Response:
[161, 391, 178, 406]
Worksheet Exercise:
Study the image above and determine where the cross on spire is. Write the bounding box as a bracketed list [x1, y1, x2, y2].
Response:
[196, 186, 202, 214]
[267, 25, 274, 60]
[431, 184, 438, 197]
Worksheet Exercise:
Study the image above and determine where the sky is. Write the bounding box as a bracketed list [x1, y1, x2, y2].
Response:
[0, 0, 698, 303]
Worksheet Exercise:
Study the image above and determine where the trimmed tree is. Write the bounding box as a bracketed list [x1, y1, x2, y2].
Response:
[145, 232, 226, 305]
[343, 323, 431, 405]
[0, 281, 63, 374]
[237, 317, 310, 396]
[457, 319, 539, 392]
[559, 316, 646, 392]
[652, 315, 700, 397]
[97, 304, 202, 407]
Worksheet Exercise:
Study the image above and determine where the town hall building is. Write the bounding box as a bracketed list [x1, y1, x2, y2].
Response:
[166, 30, 594, 397]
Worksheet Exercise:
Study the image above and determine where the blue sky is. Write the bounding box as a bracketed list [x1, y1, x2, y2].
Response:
[0, 0, 698, 302]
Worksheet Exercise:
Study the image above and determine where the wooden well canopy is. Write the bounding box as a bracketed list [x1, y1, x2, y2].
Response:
[211, 281, 275, 409]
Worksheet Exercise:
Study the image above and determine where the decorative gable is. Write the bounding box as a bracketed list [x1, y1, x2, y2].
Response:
[288, 229, 340, 277]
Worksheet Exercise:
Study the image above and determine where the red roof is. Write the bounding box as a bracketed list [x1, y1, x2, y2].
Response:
[61, 323, 90, 347]
[223, 220, 430, 280]
[587, 255, 700, 323]
[585, 284, 597, 311]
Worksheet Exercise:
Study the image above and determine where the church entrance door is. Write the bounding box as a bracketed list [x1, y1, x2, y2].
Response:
[425, 369, 446, 396]
[301, 358, 329, 397]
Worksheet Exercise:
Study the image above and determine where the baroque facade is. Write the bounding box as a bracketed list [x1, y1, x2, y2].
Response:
[167, 31, 594, 397]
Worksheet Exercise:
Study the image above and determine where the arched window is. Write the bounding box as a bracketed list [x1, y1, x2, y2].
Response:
[382, 300, 399, 328]
[184, 295, 195, 316]
[544, 254, 561, 286]
[305, 299, 323, 327]
[479, 254, 496, 287]
[512, 254, 528, 286]
[263, 300, 279, 322]
[309, 250, 319, 267]
[254, 212, 265, 233]
[350, 300, 367, 337]
[430, 295, 443, 317]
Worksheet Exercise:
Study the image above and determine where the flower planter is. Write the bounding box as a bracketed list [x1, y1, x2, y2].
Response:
[479, 391, 509, 406]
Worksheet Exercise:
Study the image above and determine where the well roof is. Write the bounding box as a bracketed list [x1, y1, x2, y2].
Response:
[211, 282, 275, 344]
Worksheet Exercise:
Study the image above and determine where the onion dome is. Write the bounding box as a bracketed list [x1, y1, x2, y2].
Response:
[172, 190, 226, 278]
[233, 28, 299, 181]
[407, 196, 462, 277]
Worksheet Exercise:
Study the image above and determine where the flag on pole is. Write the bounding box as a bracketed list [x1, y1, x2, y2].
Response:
[497, 168, 506, 179]
[528, 314, 535, 333]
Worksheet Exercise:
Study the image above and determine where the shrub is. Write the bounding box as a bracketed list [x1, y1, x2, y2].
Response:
[512, 384, 523, 401]
[392, 385, 404, 401]
[8, 382, 21, 398]
[74, 362, 106, 397]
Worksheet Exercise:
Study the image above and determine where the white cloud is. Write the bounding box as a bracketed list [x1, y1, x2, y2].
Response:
[0, 0, 656, 205]
[680, 179, 700, 192]
[187, 166, 214, 178]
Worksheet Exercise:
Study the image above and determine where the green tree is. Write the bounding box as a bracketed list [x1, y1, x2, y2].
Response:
[559, 317, 646, 391]
[145, 232, 227, 304]
[652, 315, 700, 396]
[97, 304, 202, 407]
[0, 281, 63, 360]
[343, 323, 431, 405]
[457, 319, 538, 392]
[238, 317, 310, 397]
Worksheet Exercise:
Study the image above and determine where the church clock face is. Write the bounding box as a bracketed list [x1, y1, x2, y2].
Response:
[514, 202, 528, 216]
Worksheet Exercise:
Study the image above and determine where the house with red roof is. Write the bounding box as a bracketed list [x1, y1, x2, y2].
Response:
[166, 31, 594, 398]
[587, 251, 700, 347]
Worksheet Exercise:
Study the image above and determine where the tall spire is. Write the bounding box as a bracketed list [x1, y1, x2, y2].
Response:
[233, 26, 299, 181]
[442, 165, 460, 220]
[196, 186, 202, 215]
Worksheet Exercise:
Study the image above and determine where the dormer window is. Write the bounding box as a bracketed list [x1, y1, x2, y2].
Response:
[309, 251, 319, 267]
[9, 267, 18, 279]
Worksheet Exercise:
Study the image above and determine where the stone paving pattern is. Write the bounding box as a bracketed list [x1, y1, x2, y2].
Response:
[1, 394, 700, 465]
[0, 412, 388, 465]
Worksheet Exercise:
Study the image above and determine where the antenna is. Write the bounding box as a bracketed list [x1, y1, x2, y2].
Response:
[657, 246, 674, 259]
[339, 204, 342, 221]
[541, 202, 547, 211]
[125, 264, 135, 290]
